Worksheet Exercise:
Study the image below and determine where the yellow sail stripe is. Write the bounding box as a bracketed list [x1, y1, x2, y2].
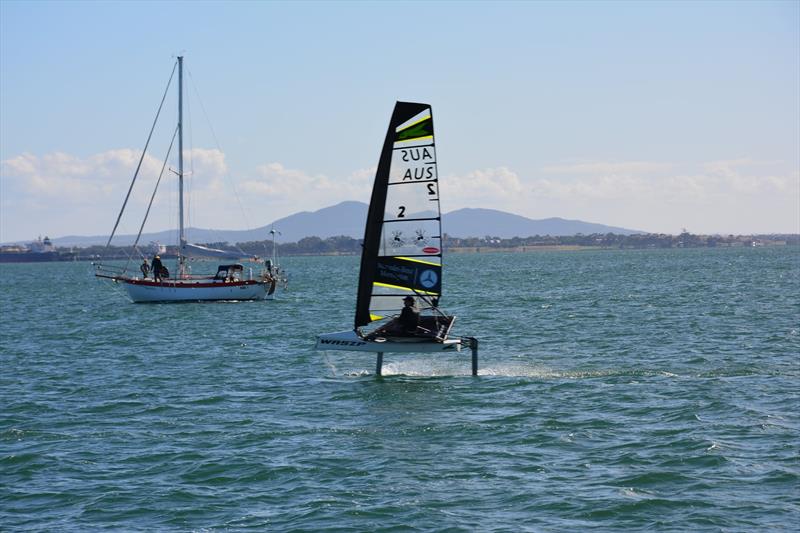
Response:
[372, 281, 438, 295]
[370, 314, 384, 321]
[396, 256, 440, 266]
[394, 135, 433, 144]
[396, 113, 432, 133]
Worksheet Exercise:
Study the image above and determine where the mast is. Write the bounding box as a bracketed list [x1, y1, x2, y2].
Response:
[271, 228, 277, 272]
[354, 105, 399, 329]
[177, 56, 186, 277]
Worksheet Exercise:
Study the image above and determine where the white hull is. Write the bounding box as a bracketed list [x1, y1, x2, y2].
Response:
[119, 278, 274, 303]
[316, 330, 462, 353]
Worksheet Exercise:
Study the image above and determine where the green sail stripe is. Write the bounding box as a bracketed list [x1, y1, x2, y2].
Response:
[395, 118, 432, 141]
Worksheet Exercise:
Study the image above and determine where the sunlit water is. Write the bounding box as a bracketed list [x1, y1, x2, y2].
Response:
[1, 247, 798, 531]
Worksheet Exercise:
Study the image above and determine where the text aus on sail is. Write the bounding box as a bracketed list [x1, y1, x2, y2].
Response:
[386, 147, 440, 234]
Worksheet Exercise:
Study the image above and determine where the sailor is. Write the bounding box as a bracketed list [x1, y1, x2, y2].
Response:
[399, 295, 420, 335]
[140, 258, 150, 279]
[152, 254, 164, 282]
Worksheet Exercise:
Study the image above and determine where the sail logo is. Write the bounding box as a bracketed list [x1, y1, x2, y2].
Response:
[319, 339, 367, 347]
[376, 261, 416, 286]
[423, 247, 440, 254]
[419, 269, 438, 289]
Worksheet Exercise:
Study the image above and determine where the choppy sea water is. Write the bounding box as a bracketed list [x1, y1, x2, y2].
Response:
[1, 247, 798, 531]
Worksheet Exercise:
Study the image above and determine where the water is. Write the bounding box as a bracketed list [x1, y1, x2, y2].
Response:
[1, 247, 798, 531]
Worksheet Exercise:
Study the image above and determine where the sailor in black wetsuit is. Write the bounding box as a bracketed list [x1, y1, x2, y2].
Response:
[399, 295, 420, 335]
[151, 255, 164, 282]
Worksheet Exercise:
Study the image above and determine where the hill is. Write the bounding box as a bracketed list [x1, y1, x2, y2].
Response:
[444, 208, 641, 238]
[47, 201, 643, 247]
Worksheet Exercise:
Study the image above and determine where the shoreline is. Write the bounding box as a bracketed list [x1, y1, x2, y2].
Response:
[1, 242, 794, 264]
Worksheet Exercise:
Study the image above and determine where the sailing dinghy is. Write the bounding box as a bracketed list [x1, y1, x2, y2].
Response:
[315, 102, 478, 375]
[93, 56, 281, 302]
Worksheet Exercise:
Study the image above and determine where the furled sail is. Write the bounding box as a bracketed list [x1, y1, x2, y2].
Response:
[355, 102, 443, 329]
[182, 242, 256, 261]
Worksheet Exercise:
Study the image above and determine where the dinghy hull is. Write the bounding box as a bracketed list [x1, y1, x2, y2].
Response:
[316, 330, 462, 353]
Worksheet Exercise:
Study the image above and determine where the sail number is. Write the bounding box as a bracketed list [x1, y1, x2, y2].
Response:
[401, 147, 434, 162]
[400, 147, 436, 182]
[398, 206, 406, 218]
[401, 166, 435, 181]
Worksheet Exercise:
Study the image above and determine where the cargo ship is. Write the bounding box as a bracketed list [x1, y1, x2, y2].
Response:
[0, 236, 71, 263]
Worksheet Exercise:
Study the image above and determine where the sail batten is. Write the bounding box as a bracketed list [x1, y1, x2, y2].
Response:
[387, 216, 440, 223]
[354, 102, 443, 329]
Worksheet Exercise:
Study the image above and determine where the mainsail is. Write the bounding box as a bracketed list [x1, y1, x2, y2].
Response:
[355, 102, 443, 328]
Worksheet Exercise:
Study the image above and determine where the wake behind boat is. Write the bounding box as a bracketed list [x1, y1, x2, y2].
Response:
[315, 101, 478, 374]
[94, 56, 283, 303]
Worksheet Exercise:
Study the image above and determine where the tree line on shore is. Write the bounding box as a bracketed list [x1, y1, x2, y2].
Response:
[69, 232, 798, 261]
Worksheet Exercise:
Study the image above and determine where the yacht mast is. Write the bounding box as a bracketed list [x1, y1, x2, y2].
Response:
[270, 228, 277, 272]
[177, 55, 186, 277]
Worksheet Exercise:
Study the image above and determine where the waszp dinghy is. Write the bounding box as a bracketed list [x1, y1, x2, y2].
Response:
[315, 102, 478, 375]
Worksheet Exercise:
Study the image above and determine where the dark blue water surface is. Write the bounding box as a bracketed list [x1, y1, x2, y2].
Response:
[1, 247, 798, 531]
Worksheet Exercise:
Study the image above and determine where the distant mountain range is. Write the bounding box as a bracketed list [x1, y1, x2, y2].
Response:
[45, 201, 643, 248]
[443, 208, 642, 240]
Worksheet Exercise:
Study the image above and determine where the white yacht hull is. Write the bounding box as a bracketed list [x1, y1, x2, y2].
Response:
[118, 278, 275, 303]
[316, 329, 462, 353]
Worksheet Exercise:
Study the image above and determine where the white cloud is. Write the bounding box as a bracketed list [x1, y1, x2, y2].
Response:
[439, 166, 525, 208]
[1, 149, 160, 202]
[185, 148, 228, 180]
[1, 150, 798, 241]
[530, 159, 794, 203]
[0, 148, 232, 241]
[529, 174, 652, 201]
[541, 161, 671, 175]
[239, 162, 374, 207]
[442, 160, 797, 233]
[2, 148, 229, 201]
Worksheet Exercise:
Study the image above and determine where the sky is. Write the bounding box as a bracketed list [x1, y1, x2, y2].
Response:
[1, 0, 798, 243]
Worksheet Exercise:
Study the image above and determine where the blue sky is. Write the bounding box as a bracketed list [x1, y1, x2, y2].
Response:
[1, 0, 798, 242]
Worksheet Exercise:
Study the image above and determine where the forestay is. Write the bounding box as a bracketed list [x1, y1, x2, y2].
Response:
[355, 102, 443, 328]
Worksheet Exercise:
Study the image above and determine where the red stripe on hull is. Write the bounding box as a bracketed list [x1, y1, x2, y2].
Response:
[118, 278, 263, 289]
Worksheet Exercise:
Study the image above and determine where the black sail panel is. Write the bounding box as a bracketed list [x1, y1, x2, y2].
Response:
[355, 102, 442, 329]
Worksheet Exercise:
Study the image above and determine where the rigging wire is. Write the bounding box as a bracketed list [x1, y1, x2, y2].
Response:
[186, 74, 194, 242]
[187, 68, 252, 257]
[172, 171, 179, 276]
[105, 60, 177, 251]
[124, 124, 179, 274]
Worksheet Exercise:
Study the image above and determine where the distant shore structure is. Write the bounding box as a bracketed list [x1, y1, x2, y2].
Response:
[0, 236, 75, 263]
[1, 232, 795, 263]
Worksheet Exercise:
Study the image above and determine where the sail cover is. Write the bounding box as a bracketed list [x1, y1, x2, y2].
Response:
[182, 242, 257, 261]
[355, 102, 443, 328]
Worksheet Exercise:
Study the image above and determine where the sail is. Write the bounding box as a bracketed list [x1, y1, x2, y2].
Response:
[182, 242, 256, 261]
[355, 102, 443, 329]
